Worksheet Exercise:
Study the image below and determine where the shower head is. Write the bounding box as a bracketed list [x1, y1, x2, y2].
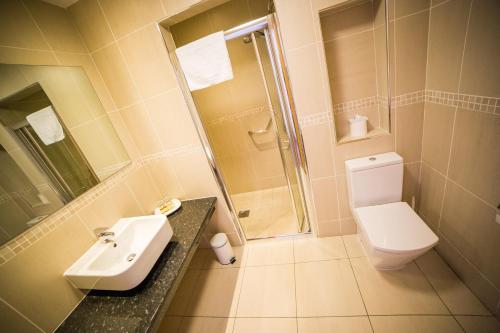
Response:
[242, 31, 265, 44]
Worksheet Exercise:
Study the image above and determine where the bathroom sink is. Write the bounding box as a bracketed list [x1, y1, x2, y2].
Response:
[64, 214, 173, 291]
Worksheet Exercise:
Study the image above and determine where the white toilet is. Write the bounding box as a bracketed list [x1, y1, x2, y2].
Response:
[345, 152, 438, 270]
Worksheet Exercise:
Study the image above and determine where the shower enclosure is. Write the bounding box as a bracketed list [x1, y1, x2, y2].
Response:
[161, 13, 310, 240]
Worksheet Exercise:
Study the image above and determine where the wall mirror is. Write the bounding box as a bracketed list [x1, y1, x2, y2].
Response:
[319, 0, 391, 143]
[0, 64, 131, 246]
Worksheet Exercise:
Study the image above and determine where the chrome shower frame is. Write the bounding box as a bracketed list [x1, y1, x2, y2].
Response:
[158, 14, 312, 242]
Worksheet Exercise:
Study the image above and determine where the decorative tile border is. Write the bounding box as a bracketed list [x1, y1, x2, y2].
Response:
[207, 105, 269, 126]
[299, 90, 499, 127]
[0, 142, 205, 266]
[426, 90, 499, 114]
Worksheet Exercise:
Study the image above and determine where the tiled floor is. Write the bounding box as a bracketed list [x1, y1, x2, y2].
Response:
[159, 235, 500, 333]
[231, 186, 299, 239]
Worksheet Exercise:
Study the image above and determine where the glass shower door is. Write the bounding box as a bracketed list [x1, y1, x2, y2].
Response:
[251, 30, 308, 232]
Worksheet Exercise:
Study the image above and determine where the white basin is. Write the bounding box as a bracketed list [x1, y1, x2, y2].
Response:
[64, 214, 173, 291]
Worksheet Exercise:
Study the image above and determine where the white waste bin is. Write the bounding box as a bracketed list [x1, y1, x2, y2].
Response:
[210, 233, 236, 265]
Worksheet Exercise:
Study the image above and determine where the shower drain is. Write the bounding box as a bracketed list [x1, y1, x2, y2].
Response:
[238, 210, 250, 218]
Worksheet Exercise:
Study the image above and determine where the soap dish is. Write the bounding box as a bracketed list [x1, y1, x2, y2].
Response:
[159, 198, 182, 216]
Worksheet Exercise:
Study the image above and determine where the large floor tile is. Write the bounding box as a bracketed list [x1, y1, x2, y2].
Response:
[178, 317, 234, 333]
[233, 318, 297, 333]
[245, 239, 294, 266]
[295, 259, 366, 316]
[370, 315, 462, 333]
[351, 257, 448, 315]
[343, 234, 366, 258]
[416, 250, 490, 315]
[455, 316, 500, 333]
[186, 268, 242, 317]
[167, 269, 201, 316]
[293, 236, 347, 262]
[237, 264, 296, 317]
[297, 317, 372, 333]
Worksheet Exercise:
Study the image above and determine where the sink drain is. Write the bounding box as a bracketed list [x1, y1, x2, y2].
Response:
[126, 253, 136, 262]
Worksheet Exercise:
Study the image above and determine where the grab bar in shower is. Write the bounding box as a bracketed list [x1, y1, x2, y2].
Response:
[248, 118, 272, 136]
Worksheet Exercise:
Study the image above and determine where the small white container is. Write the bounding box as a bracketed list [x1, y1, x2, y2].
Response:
[348, 114, 368, 138]
[210, 233, 236, 265]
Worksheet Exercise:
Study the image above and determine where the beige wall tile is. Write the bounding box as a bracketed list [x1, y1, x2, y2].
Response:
[336, 174, 352, 219]
[317, 219, 342, 237]
[395, 10, 428, 94]
[24, 0, 86, 53]
[237, 264, 296, 317]
[448, 109, 499, 207]
[78, 182, 144, 232]
[207, 0, 251, 31]
[0, 47, 57, 65]
[145, 88, 199, 150]
[295, 259, 366, 316]
[0, 0, 49, 50]
[459, 0, 500, 97]
[301, 123, 335, 178]
[440, 181, 500, 286]
[99, 0, 165, 39]
[436, 236, 500, 314]
[233, 318, 296, 333]
[158, 315, 183, 333]
[341, 217, 357, 234]
[286, 45, 327, 116]
[333, 132, 395, 173]
[0, 299, 42, 333]
[170, 12, 213, 46]
[92, 43, 140, 108]
[107, 111, 140, 159]
[298, 317, 372, 333]
[426, 0, 470, 92]
[145, 157, 185, 198]
[370, 315, 462, 333]
[402, 162, 420, 207]
[68, 0, 114, 52]
[418, 163, 445, 230]
[274, 0, 316, 50]
[416, 250, 490, 315]
[55, 52, 115, 111]
[119, 25, 178, 100]
[396, 103, 424, 163]
[124, 166, 161, 214]
[421, 102, 454, 174]
[120, 102, 163, 156]
[395, 0, 430, 18]
[324, 31, 377, 103]
[455, 316, 500, 333]
[0, 216, 93, 332]
[311, 177, 339, 222]
[320, 1, 373, 41]
[351, 257, 448, 314]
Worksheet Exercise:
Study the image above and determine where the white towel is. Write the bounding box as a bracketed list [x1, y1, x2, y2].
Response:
[26, 106, 65, 145]
[175, 31, 233, 91]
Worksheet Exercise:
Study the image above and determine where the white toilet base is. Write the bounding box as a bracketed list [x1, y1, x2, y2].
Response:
[359, 229, 434, 271]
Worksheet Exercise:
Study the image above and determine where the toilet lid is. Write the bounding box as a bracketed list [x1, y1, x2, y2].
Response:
[355, 202, 438, 253]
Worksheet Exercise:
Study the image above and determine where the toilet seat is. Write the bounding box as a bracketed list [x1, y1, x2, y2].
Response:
[354, 202, 438, 254]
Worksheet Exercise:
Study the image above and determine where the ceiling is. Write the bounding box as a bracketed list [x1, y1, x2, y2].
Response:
[40, 0, 79, 8]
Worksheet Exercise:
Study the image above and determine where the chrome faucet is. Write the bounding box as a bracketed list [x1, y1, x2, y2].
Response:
[94, 228, 117, 247]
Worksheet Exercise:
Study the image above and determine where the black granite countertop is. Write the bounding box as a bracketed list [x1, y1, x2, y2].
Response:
[56, 197, 216, 333]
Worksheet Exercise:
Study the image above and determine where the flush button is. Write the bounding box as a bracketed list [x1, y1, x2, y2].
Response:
[369, 157, 376, 161]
